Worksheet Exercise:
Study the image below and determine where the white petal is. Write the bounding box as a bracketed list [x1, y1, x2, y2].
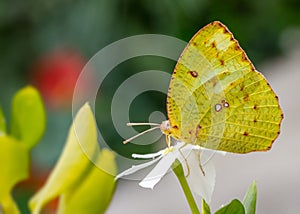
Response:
[173, 141, 186, 148]
[116, 156, 162, 180]
[139, 153, 177, 189]
[132, 149, 165, 159]
[186, 151, 216, 203]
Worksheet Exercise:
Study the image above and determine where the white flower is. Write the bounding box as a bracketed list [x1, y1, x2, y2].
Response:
[116, 141, 223, 203]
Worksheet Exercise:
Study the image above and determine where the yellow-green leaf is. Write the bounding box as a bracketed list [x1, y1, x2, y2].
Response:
[202, 199, 211, 214]
[11, 86, 46, 150]
[243, 181, 257, 214]
[29, 103, 100, 214]
[1, 194, 20, 214]
[0, 136, 29, 205]
[58, 149, 117, 214]
[215, 199, 245, 214]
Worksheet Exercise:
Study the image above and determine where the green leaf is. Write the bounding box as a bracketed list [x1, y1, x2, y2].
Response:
[202, 199, 211, 214]
[243, 181, 257, 214]
[29, 103, 116, 214]
[215, 199, 245, 214]
[11, 86, 46, 149]
[0, 136, 29, 211]
[0, 107, 6, 136]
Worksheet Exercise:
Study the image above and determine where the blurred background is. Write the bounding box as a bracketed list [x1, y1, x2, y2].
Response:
[1, 0, 299, 213]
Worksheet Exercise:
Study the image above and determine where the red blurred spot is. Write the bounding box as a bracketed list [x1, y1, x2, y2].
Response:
[30, 49, 87, 109]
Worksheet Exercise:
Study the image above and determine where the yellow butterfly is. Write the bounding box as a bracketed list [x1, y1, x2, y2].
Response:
[124, 21, 283, 155]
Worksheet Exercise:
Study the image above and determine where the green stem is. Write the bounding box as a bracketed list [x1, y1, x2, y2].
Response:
[172, 159, 200, 214]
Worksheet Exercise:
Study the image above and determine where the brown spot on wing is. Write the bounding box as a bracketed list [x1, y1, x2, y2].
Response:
[241, 54, 247, 61]
[212, 41, 216, 48]
[234, 44, 240, 51]
[215, 22, 223, 27]
[188, 71, 198, 78]
[196, 124, 201, 138]
[244, 93, 249, 101]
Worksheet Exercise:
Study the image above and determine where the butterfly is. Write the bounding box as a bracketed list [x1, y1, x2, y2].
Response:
[124, 21, 283, 155]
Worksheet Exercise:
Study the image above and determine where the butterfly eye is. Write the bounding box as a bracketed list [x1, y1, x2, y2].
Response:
[166, 121, 171, 129]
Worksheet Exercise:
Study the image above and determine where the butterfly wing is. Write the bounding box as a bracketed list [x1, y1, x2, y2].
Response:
[167, 21, 283, 153]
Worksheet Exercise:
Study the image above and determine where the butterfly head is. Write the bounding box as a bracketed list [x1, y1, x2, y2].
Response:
[123, 120, 178, 145]
[160, 120, 173, 135]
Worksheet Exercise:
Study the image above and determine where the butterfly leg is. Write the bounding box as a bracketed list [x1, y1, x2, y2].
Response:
[166, 134, 172, 149]
[192, 132, 205, 176]
[197, 149, 206, 176]
[178, 143, 190, 177]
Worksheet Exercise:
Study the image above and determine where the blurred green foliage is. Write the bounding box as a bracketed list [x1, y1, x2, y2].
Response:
[11, 86, 46, 149]
[0, 86, 45, 214]
[1, 0, 299, 81]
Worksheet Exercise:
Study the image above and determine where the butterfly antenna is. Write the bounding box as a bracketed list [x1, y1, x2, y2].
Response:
[127, 122, 160, 126]
[123, 123, 161, 144]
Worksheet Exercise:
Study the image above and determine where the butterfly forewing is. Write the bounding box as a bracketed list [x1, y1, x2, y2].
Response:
[167, 21, 283, 153]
